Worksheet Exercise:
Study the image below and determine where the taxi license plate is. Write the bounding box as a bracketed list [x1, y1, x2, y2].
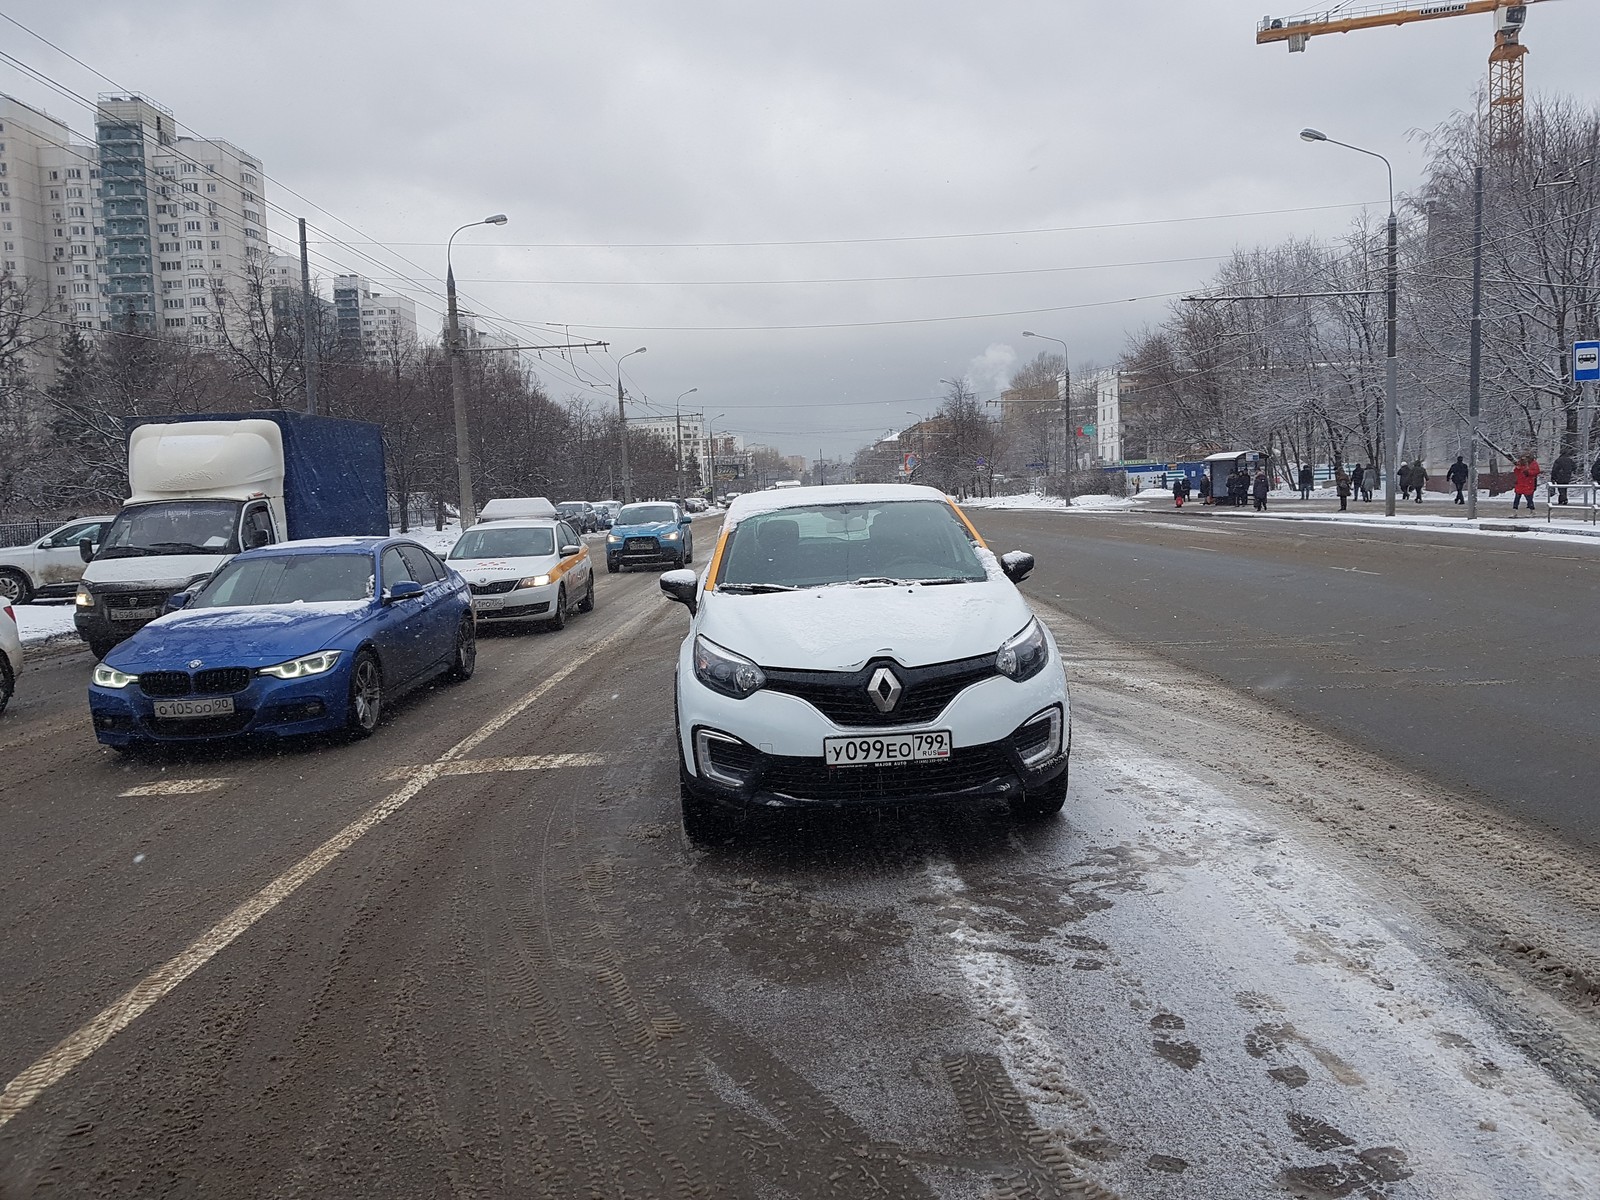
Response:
[473, 595, 505, 611]
[153, 697, 236, 719]
[824, 730, 951, 768]
[111, 605, 164, 621]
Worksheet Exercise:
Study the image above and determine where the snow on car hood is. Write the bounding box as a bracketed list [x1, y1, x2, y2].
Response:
[81, 553, 226, 589]
[107, 601, 371, 670]
[451, 555, 556, 583]
[698, 579, 1032, 671]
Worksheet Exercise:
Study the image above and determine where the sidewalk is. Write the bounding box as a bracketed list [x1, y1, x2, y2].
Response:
[1175, 493, 1600, 542]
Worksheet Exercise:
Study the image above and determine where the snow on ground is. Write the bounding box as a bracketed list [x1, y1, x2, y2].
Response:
[963, 492, 1138, 513]
[12, 602, 78, 647]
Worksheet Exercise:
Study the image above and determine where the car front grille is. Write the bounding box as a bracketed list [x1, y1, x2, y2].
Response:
[470, 580, 517, 595]
[137, 671, 193, 698]
[760, 744, 1017, 803]
[763, 654, 998, 727]
[137, 667, 253, 698]
[106, 590, 169, 611]
[196, 668, 252, 695]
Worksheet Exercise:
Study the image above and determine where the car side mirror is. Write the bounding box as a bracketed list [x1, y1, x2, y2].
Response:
[679, 515, 692, 526]
[165, 591, 193, 612]
[659, 569, 698, 615]
[79, 537, 97, 564]
[1000, 550, 1035, 584]
[386, 580, 425, 604]
[560, 543, 580, 556]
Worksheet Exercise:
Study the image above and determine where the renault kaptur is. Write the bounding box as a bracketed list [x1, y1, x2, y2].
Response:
[447, 498, 595, 630]
[660, 484, 1069, 843]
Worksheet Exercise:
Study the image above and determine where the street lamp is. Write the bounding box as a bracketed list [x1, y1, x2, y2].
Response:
[1022, 330, 1073, 505]
[1301, 128, 1399, 517]
[674, 387, 698, 500]
[446, 212, 508, 529]
[704, 411, 727, 497]
[615, 347, 647, 503]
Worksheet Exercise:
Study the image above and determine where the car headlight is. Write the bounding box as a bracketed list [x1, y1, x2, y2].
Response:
[257, 650, 342, 680]
[663, 530, 680, 540]
[516, 574, 551, 588]
[75, 586, 95, 608]
[92, 663, 138, 688]
[693, 636, 766, 699]
[995, 618, 1050, 682]
[607, 534, 622, 543]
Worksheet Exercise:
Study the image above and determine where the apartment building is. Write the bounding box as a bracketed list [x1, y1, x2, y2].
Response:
[335, 274, 418, 362]
[631, 412, 708, 488]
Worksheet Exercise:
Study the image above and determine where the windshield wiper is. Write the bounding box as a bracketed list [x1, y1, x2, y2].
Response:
[718, 582, 798, 594]
[142, 542, 222, 555]
[840, 575, 976, 587]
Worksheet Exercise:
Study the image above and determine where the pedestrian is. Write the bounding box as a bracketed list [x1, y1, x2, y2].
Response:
[1174, 476, 1185, 507]
[1253, 469, 1270, 511]
[1198, 474, 1212, 505]
[1298, 463, 1314, 500]
[1159, 472, 1168, 490]
[1446, 455, 1468, 504]
[1335, 466, 1351, 512]
[1511, 453, 1540, 512]
[1350, 462, 1365, 502]
[1398, 459, 1413, 501]
[1552, 449, 1576, 505]
[1592, 453, 1600, 486]
[1361, 464, 1375, 502]
[1234, 468, 1248, 507]
[1411, 459, 1427, 503]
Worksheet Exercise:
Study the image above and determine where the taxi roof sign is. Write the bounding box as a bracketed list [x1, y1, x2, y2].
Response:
[477, 497, 557, 522]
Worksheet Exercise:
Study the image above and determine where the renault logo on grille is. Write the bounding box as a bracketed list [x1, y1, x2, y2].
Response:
[867, 666, 903, 714]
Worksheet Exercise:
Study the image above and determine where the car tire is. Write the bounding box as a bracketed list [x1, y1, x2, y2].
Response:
[346, 649, 383, 737]
[0, 568, 32, 606]
[684, 541, 694, 565]
[1010, 768, 1068, 820]
[87, 639, 116, 661]
[0, 657, 12, 717]
[447, 615, 476, 681]
[606, 558, 618, 574]
[577, 573, 595, 613]
[550, 585, 567, 631]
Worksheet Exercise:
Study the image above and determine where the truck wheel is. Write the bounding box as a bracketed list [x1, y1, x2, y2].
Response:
[1009, 768, 1068, 820]
[87, 639, 117, 661]
[346, 650, 383, 737]
[550, 585, 567, 631]
[0, 569, 32, 605]
[577, 574, 595, 613]
[447, 616, 476, 681]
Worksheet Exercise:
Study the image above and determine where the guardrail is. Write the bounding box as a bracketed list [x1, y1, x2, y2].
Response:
[1545, 480, 1600, 524]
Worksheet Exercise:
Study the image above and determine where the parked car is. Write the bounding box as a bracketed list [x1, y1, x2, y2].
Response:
[659, 484, 1069, 843]
[605, 501, 693, 572]
[447, 507, 595, 630]
[683, 496, 708, 513]
[88, 536, 474, 750]
[0, 604, 20, 716]
[0, 515, 115, 605]
[587, 502, 616, 530]
[556, 501, 600, 534]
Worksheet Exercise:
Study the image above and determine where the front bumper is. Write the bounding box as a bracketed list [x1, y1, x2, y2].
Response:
[607, 535, 685, 565]
[89, 665, 352, 746]
[75, 582, 191, 647]
[470, 579, 560, 622]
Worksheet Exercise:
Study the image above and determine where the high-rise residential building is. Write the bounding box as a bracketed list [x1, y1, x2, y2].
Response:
[630, 412, 712, 489]
[334, 274, 419, 362]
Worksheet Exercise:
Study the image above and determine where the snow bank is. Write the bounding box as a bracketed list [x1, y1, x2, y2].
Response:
[963, 493, 1137, 513]
[13, 602, 78, 646]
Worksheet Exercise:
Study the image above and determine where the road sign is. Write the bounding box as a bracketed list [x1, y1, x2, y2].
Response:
[903, 452, 920, 472]
[975, 456, 986, 466]
[1026, 461, 1047, 471]
[1575, 341, 1600, 383]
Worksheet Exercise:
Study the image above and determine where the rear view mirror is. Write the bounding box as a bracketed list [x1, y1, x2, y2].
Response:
[659, 569, 698, 615]
[1000, 551, 1035, 584]
[386, 580, 425, 604]
[165, 591, 194, 613]
[79, 537, 97, 564]
[560, 544, 581, 557]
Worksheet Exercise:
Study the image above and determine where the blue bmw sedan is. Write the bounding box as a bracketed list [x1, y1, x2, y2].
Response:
[89, 537, 474, 748]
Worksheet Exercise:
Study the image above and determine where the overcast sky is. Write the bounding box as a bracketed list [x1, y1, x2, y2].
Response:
[4, 0, 1595, 460]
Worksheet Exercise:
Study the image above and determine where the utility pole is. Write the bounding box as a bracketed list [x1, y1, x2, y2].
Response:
[1467, 165, 1484, 520]
[615, 347, 647, 503]
[675, 406, 684, 503]
[298, 217, 318, 416]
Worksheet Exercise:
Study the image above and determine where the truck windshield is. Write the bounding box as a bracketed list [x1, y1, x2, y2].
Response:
[97, 501, 243, 559]
[192, 553, 375, 608]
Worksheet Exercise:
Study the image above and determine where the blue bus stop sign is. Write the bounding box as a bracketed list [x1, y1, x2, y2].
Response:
[1575, 341, 1600, 383]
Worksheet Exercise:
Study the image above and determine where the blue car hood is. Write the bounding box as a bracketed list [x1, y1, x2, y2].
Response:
[106, 602, 373, 671]
[612, 521, 682, 539]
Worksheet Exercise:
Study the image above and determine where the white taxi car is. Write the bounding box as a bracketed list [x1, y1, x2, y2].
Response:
[659, 484, 1069, 843]
[446, 498, 595, 630]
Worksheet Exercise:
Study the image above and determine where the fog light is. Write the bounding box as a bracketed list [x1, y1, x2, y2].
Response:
[1014, 705, 1063, 768]
[695, 729, 755, 788]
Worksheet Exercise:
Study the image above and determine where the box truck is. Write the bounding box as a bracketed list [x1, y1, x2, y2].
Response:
[74, 411, 388, 657]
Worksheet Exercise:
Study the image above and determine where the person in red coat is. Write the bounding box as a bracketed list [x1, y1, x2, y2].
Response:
[1512, 454, 1541, 512]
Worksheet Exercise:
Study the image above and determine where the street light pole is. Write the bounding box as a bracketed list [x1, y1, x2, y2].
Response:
[446, 213, 508, 529]
[675, 387, 697, 502]
[1022, 330, 1073, 505]
[616, 347, 647, 503]
[1301, 129, 1398, 516]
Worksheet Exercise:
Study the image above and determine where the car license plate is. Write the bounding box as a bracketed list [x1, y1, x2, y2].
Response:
[111, 605, 163, 621]
[473, 595, 504, 611]
[824, 730, 951, 767]
[153, 696, 236, 719]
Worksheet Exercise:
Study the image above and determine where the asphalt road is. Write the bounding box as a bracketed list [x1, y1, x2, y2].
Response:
[2, 513, 1598, 1199]
[968, 505, 1600, 849]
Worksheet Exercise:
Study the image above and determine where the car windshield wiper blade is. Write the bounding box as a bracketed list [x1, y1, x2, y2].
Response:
[838, 575, 978, 587]
[717, 582, 798, 594]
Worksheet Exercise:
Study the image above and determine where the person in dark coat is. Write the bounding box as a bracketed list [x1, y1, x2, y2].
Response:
[1446, 455, 1469, 504]
[1198, 474, 1212, 504]
[1410, 459, 1427, 503]
[1297, 464, 1314, 500]
[1233, 468, 1248, 507]
[1552, 450, 1576, 505]
[1398, 459, 1413, 501]
[1592, 454, 1600, 486]
[1351, 463, 1365, 502]
[1252, 469, 1270, 511]
[1335, 467, 1351, 512]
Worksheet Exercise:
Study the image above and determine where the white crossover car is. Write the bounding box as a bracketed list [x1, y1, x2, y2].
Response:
[660, 484, 1070, 843]
[0, 515, 115, 604]
[0, 603, 21, 716]
[447, 499, 595, 629]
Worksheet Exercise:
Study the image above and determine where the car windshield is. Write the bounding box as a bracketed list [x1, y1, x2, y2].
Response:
[557, 503, 585, 516]
[449, 526, 556, 559]
[97, 501, 242, 559]
[717, 499, 985, 590]
[190, 552, 374, 608]
[619, 503, 678, 524]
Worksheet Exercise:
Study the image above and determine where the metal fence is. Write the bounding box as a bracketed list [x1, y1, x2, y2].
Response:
[0, 519, 53, 547]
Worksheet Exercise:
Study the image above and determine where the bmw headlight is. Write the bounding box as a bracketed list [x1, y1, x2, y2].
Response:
[257, 650, 342, 680]
[516, 574, 552, 588]
[693, 636, 766, 699]
[995, 618, 1049, 682]
[92, 663, 138, 689]
[75, 586, 95, 608]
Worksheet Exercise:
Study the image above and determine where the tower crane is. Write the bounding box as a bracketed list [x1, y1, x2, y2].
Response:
[1257, 2, 1560, 151]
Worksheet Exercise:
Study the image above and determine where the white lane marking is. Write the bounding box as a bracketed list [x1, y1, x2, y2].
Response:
[1139, 520, 1238, 535]
[0, 605, 661, 1130]
[380, 752, 607, 782]
[119, 780, 229, 797]
[1328, 566, 1382, 575]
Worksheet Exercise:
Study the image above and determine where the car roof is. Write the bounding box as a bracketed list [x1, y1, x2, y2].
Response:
[723, 483, 950, 524]
[241, 536, 400, 556]
[460, 518, 558, 533]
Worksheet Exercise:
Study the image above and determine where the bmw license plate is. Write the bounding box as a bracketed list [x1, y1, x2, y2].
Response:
[111, 606, 164, 621]
[153, 697, 235, 719]
[824, 730, 951, 767]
